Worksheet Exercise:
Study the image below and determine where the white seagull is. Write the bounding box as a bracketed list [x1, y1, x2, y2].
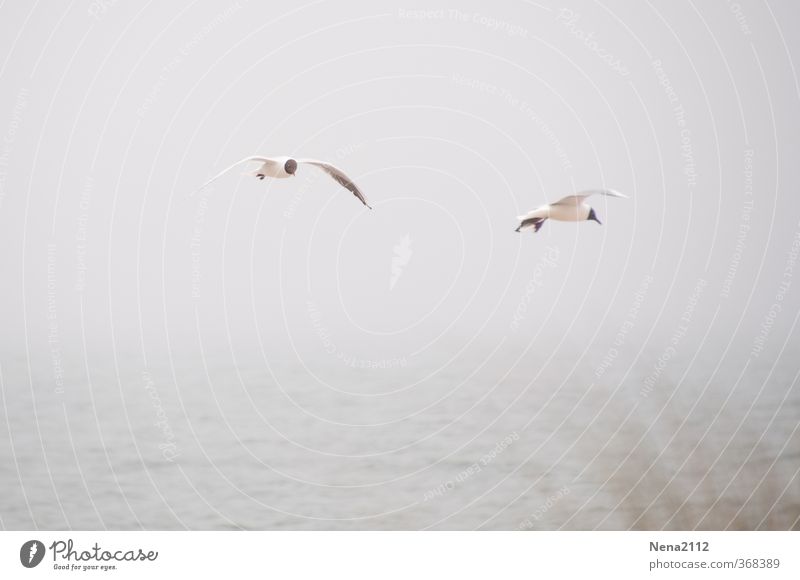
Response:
[515, 189, 628, 233]
[190, 155, 371, 208]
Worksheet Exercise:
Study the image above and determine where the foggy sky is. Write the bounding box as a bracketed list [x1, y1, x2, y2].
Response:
[1, 0, 799, 379]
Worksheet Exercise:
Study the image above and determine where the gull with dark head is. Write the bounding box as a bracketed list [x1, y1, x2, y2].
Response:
[515, 189, 628, 233]
[190, 155, 372, 208]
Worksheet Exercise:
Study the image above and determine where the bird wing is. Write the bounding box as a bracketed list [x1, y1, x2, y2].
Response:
[516, 205, 550, 221]
[551, 188, 628, 206]
[187, 156, 278, 197]
[297, 159, 371, 209]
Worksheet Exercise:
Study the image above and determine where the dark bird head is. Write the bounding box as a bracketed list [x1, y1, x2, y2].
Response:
[587, 207, 602, 224]
[284, 158, 298, 175]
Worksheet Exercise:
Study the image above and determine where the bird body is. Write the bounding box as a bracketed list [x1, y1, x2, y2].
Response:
[520, 202, 590, 222]
[516, 189, 627, 233]
[250, 156, 294, 179]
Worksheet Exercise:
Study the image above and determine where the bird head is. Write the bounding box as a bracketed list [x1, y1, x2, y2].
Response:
[587, 208, 602, 224]
[284, 159, 298, 175]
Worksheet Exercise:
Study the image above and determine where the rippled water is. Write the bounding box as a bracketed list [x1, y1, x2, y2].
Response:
[2, 344, 797, 531]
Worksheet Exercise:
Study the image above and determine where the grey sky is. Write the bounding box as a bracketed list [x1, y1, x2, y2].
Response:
[0, 0, 798, 385]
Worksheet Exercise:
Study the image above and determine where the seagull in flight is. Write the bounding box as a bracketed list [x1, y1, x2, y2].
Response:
[515, 189, 628, 233]
[189, 155, 372, 208]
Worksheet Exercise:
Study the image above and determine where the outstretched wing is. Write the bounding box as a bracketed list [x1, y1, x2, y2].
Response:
[551, 188, 628, 206]
[297, 159, 371, 209]
[187, 156, 277, 198]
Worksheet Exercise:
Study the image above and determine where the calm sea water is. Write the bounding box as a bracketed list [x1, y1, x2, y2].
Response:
[1, 347, 798, 530]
